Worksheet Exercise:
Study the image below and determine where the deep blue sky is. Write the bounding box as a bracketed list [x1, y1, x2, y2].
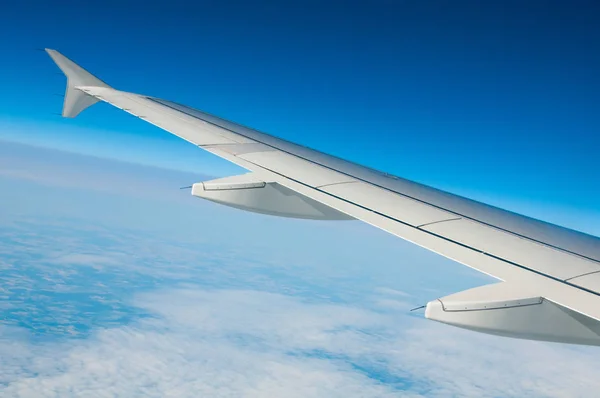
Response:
[1, 0, 599, 230]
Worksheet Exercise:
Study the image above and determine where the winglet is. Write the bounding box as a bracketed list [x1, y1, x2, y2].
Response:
[45, 49, 110, 118]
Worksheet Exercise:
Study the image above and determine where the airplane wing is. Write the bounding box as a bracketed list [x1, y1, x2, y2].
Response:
[45, 49, 600, 346]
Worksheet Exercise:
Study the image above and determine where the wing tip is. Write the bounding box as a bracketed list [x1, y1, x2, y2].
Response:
[45, 48, 109, 118]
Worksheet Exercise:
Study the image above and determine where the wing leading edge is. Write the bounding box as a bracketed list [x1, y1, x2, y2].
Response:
[45, 49, 600, 346]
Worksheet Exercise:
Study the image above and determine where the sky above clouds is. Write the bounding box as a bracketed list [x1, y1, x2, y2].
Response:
[1, 0, 600, 396]
[1, 0, 600, 216]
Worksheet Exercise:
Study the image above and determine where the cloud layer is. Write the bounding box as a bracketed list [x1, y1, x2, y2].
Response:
[2, 142, 600, 397]
[2, 287, 600, 398]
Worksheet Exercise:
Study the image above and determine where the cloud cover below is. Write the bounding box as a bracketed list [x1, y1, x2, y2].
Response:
[2, 288, 599, 398]
[1, 142, 600, 397]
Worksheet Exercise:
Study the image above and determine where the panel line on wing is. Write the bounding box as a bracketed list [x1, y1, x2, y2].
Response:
[232, 156, 600, 298]
[417, 218, 462, 229]
[119, 92, 252, 144]
[423, 218, 600, 280]
[88, 91, 600, 267]
[565, 270, 600, 281]
[143, 96, 600, 264]
[315, 181, 359, 189]
[56, 86, 600, 317]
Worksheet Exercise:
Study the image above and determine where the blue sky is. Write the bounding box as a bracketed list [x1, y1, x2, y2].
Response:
[2, 2, 600, 393]
[1, 0, 599, 229]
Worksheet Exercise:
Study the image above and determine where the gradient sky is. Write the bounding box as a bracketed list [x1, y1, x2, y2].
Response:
[1, 0, 599, 234]
[3, 3, 600, 395]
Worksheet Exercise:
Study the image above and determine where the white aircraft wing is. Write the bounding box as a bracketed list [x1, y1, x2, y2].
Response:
[45, 49, 600, 346]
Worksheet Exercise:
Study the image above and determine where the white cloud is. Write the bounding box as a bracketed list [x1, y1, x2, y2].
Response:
[0, 289, 401, 398]
[3, 140, 600, 398]
[2, 288, 600, 398]
[373, 298, 414, 311]
[375, 287, 412, 297]
[49, 253, 125, 267]
[384, 321, 600, 398]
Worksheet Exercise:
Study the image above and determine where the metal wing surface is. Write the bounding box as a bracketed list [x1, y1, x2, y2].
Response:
[45, 49, 600, 345]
